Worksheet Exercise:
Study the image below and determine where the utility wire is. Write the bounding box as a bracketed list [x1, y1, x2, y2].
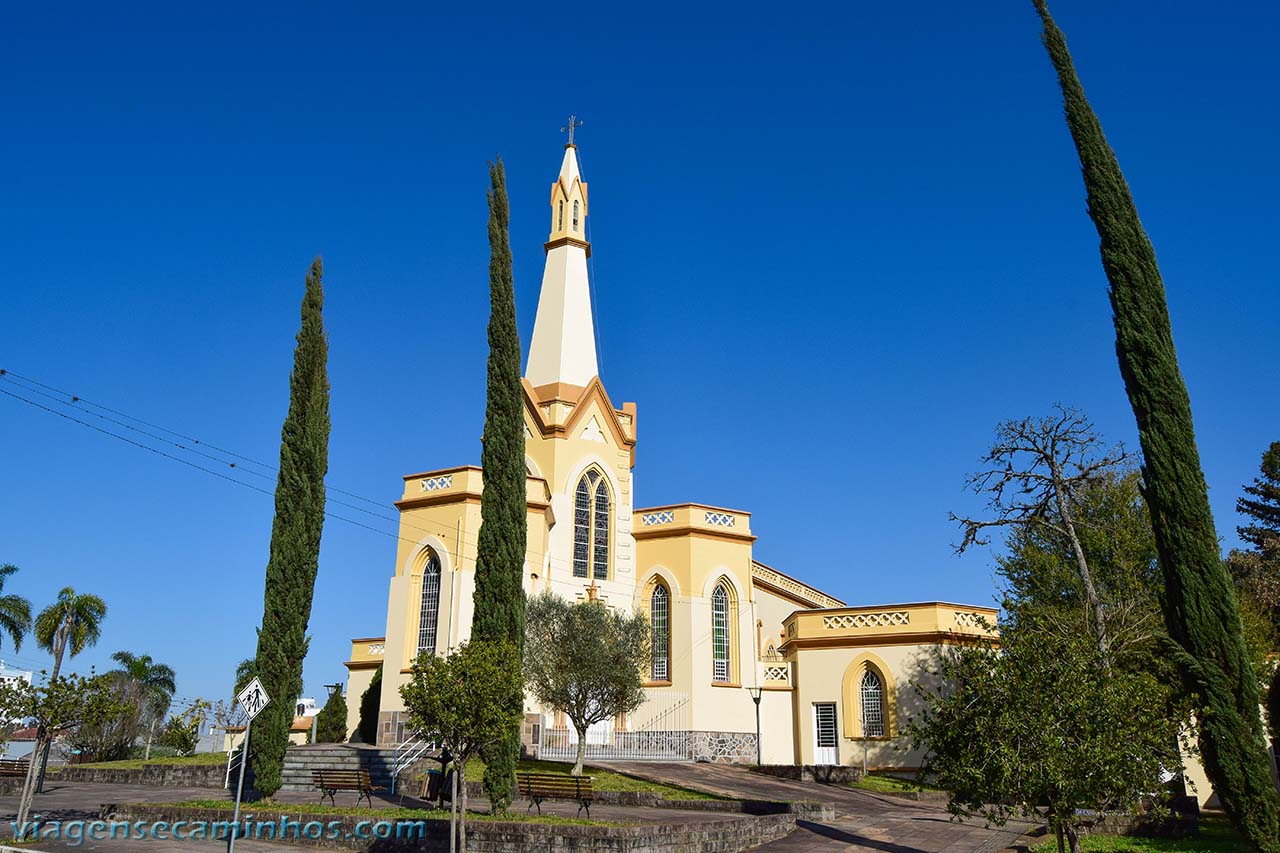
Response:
[0, 370, 583, 573]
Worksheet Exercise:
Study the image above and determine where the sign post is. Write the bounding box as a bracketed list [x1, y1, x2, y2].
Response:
[229, 677, 270, 853]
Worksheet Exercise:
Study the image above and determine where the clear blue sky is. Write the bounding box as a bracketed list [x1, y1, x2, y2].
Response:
[3, 1, 1278, 706]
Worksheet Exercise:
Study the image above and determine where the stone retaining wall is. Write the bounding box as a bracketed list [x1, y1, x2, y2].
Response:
[52, 763, 226, 789]
[751, 764, 864, 784]
[114, 803, 795, 852]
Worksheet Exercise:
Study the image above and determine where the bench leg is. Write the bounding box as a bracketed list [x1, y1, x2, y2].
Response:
[577, 800, 590, 819]
[322, 788, 337, 807]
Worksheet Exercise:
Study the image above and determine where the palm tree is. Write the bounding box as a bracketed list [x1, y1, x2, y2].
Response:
[33, 587, 107, 681]
[31, 587, 106, 791]
[110, 651, 177, 759]
[110, 651, 177, 717]
[0, 565, 32, 651]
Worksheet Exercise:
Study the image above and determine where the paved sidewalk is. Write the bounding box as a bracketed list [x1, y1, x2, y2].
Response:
[600, 763, 1033, 852]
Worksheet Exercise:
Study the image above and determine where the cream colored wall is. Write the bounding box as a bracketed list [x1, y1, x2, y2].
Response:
[344, 668, 376, 741]
[790, 643, 941, 769]
[759, 689, 796, 764]
[753, 584, 798, 661]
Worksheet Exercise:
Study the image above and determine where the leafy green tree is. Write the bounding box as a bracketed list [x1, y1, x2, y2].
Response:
[400, 641, 523, 850]
[4, 671, 127, 835]
[355, 663, 381, 744]
[470, 158, 528, 811]
[1031, 3, 1280, 846]
[909, 618, 1180, 853]
[1225, 442, 1280, 749]
[109, 650, 177, 758]
[314, 689, 347, 743]
[67, 672, 142, 762]
[31, 587, 106, 791]
[523, 593, 649, 776]
[0, 565, 32, 652]
[251, 257, 331, 798]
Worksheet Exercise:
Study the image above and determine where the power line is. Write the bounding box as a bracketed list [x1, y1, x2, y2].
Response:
[0, 370, 582, 574]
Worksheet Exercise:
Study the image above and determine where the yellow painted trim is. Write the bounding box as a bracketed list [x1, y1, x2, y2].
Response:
[343, 660, 382, 670]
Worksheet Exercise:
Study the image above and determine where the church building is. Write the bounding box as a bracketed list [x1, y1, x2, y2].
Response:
[343, 136, 997, 770]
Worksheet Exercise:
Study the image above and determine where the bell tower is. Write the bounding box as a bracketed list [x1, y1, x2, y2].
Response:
[525, 119, 598, 389]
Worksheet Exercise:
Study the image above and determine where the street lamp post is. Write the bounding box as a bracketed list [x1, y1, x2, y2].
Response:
[746, 687, 763, 766]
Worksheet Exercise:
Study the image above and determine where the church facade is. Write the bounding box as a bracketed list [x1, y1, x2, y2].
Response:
[343, 140, 997, 769]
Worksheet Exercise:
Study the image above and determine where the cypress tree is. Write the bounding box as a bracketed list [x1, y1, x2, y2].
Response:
[471, 159, 528, 811]
[250, 257, 331, 798]
[1031, 4, 1280, 848]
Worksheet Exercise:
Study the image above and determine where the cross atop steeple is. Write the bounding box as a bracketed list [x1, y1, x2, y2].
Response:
[560, 114, 583, 147]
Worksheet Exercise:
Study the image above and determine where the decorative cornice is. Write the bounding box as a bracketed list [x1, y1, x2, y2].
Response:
[544, 236, 591, 258]
[780, 631, 1000, 652]
[632, 525, 757, 544]
[751, 561, 843, 609]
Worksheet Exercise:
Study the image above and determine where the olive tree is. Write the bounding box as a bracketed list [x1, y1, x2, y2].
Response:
[523, 593, 649, 775]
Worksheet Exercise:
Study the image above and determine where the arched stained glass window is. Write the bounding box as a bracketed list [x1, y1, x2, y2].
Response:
[558, 200, 564, 232]
[417, 550, 442, 655]
[572, 469, 610, 580]
[573, 477, 591, 578]
[572, 200, 579, 231]
[650, 583, 670, 681]
[592, 478, 609, 580]
[712, 583, 730, 682]
[861, 669, 884, 737]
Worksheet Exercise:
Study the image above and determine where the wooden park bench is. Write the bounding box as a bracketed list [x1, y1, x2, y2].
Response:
[0, 759, 28, 778]
[312, 768, 384, 808]
[517, 771, 593, 818]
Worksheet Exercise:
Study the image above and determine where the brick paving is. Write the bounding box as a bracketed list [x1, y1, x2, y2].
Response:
[600, 762, 1035, 852]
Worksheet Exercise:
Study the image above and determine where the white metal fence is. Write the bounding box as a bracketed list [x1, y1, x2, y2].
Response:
[536, 690, 691, 762]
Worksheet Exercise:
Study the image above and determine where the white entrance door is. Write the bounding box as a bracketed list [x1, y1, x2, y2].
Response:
[813, 702, 838, 765]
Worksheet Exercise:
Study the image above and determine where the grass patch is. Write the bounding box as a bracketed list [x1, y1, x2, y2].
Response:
[456, 758, 718, 801]
[851, 772, 941, 794]
[1028, 815, 1249, 853]
[160, 799, 609, 826]
[65, 753, 228, 770]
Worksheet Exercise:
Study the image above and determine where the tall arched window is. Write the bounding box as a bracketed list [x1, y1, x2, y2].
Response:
[650, 583, 670, 681]
[860, 669, 885, 737]
[572, 200, 580, 231]
[712, 582, 731, 682]
[557, 200, 564, 232]
[572, 469, 610, 579]
[417, 550, 442, 655]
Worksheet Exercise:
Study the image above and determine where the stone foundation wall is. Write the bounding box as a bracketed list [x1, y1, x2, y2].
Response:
[375, 710, 411, 747]
[690, 731, 757, 764]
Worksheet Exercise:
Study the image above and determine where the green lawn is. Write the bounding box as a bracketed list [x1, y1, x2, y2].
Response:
[1029, 816, 1249, 853]
[458, 758, 718, 801]
[850, 773, 940, 795]
[165, 799, 608, 826]
[64, 753, 228, 770]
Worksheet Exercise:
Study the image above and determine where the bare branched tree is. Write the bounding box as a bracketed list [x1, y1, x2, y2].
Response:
[951, 405, 1127, 664]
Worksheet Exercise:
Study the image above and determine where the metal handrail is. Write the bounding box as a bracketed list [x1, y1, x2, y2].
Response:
[388, 735, 435, 794]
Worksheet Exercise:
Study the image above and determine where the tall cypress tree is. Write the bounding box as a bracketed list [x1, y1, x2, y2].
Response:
[471, 159, 527, 811]
[1031, 4, 1280, 849]
[251, 257, 331, 798]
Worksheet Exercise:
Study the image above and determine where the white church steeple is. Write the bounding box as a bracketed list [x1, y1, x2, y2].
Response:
[525, 125, 598, 389]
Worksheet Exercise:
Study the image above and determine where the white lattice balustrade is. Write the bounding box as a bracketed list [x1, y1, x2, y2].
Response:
[822, 611, 910, 629]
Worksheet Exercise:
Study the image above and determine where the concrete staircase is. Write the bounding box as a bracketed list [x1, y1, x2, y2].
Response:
[279, 743, 400, 792]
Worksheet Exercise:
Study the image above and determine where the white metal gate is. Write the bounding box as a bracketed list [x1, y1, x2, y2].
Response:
[537, 690, 691, 762]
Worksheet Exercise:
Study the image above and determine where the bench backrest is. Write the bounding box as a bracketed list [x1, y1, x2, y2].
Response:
[517, 772, 593, 798]
[312, 768, 373, 787]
